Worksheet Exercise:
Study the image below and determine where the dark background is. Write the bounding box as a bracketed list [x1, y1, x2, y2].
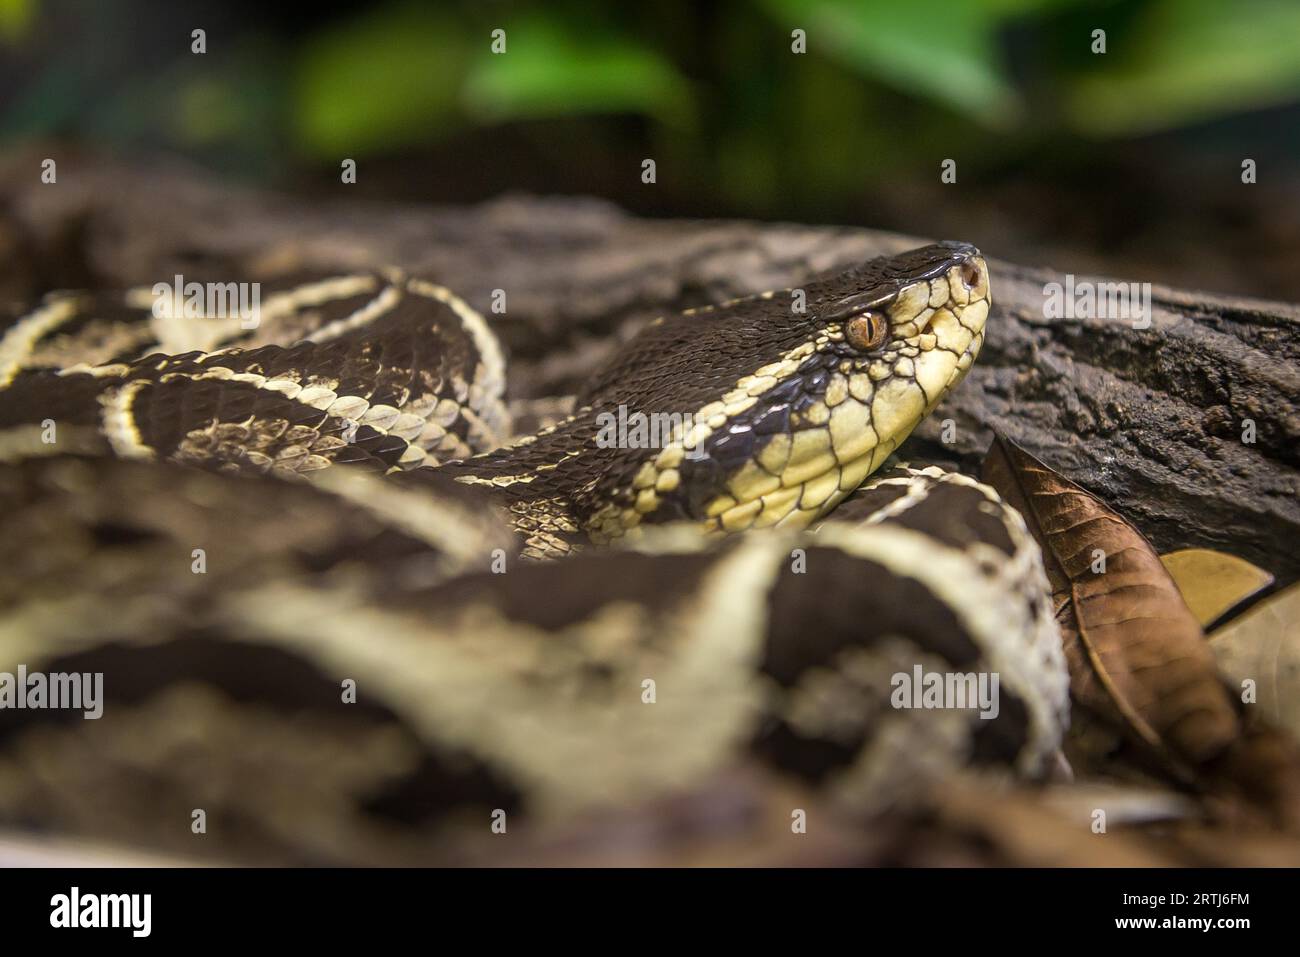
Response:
[3, 0, 1300, 298]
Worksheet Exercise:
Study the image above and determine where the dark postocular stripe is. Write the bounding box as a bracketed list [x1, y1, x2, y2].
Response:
[676, 454, 729, 518]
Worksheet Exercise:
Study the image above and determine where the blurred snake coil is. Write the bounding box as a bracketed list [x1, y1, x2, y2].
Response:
[0, 242, 1070, 864]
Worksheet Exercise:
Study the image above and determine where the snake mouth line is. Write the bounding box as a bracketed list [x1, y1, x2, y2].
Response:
[698, 351, 979, 538]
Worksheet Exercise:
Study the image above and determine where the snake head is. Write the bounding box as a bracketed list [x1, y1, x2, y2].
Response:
[584, 242, 990, 543]
[822, 241, 990, 424]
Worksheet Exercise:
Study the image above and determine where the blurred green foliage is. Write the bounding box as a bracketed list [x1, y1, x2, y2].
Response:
[0, 0, 34, 41]
[278, 0, 1300, 150]
[461, 16, 695, 128]
[4, 0, 1300, 209]
[1064, 0, 1300, 134]
[294, 6, 467, 156]
[759, 0, 1028, 126]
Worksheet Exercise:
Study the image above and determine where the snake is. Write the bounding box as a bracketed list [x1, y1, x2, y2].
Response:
[0, 241, 1069, 864]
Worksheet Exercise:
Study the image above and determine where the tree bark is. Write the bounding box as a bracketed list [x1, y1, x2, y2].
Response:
[3, 148, 1297, 584]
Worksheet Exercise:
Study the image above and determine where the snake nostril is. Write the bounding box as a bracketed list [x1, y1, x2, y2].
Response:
[960, 262, 981, 289]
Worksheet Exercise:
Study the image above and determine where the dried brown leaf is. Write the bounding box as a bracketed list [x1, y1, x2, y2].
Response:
[980, 436, 1300, 827]
[981, 436, 1237, 766]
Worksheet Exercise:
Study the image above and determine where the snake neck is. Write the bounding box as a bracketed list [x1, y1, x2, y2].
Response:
[427, 411, 613, 558]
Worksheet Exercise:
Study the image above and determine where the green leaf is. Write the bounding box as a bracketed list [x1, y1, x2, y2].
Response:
[461, 20, 693, 127]
[757, 0, 1023, 125]
[1064, 0, 1300, 135]
[292, 5, 467, 158]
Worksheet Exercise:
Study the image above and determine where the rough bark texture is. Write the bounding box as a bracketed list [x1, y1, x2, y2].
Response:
[3, 149, 1297, 584]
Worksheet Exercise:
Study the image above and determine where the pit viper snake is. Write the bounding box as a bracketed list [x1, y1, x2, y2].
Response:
[0, 242, 1069, 864]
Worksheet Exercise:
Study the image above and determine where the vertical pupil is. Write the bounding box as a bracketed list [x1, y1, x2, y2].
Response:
[849, 314, 884, 349]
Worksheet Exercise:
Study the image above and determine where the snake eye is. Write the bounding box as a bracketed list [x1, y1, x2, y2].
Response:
[845, 311, 889, 352]
[960, 261, 982, 289]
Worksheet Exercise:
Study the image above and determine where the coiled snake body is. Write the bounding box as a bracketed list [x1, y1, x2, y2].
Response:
[0, 242, 1069, 864]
